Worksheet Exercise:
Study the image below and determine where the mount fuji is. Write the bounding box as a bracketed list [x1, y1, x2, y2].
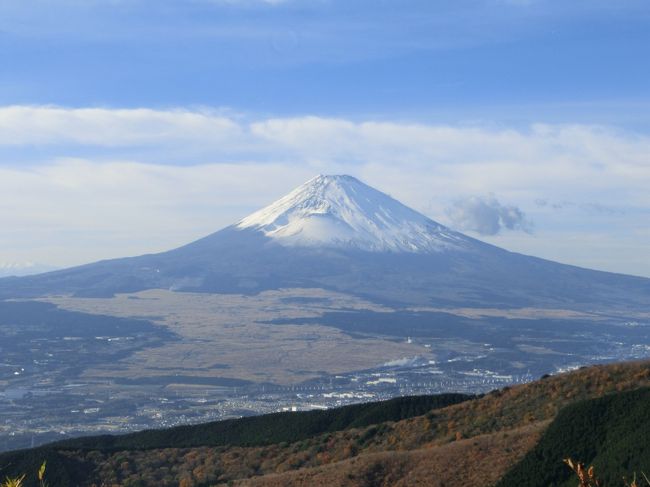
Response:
[1, 175, 648, 310]
[236, 175, 469, 253]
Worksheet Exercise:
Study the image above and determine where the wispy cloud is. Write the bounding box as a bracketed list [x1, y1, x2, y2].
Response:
[1, 109, 648, 208]
[0, 106, 241, 146]
[535, 199, 628, 215]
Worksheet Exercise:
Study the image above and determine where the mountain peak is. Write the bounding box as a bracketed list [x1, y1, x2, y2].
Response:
[236, 174, 468, 253]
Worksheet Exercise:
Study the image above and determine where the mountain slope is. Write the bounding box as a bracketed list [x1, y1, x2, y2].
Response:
[229, 424, 544, 487]
[49, 394, 472, 451]
[0, 394, 472, 486]
[2, 360, 649, 487]
[0, 175, 648, 310]
[496, 387, 650, 487]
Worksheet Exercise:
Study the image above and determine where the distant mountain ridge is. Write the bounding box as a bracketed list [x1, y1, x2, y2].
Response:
[0, 261, 57, 277]
[0, 175, 648, 310]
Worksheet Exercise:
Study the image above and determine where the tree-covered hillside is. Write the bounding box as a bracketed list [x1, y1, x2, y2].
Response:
[497, 387, 650, 487]
[53, 393, 471, 451]
[2, 361, 650, 487]
[0, 394, 470, 486]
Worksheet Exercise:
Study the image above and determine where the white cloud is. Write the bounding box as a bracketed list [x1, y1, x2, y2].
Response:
[251, 116, 650, 209]
[1, 107, 649, 276]
[0, 158, 315, 266]
[445, 195, 532, 235]
[0, 106, 241, 146]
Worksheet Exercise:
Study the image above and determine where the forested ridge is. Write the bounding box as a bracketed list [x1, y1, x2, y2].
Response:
[497, 387, 650, 487]
[1, 360, 649, 487]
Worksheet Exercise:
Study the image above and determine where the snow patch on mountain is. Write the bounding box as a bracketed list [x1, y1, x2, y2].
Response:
[236, 175, 470, 253]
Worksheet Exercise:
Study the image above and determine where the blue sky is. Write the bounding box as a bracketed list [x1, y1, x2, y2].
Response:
[1, 0, 649, 277]
[3, 0, 650, 122]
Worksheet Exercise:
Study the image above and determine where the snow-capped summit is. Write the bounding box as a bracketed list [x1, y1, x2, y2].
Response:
[236, 175, 468, 253]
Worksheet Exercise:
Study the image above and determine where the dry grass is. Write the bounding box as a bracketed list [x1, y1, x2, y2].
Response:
[565, 459, 650, 487]
[228, 422, 544, 487]
[45, 288, 421, 385]
[0, 476, 25, 487]
[565, 458, 603, 487]
[0, 461, 47, 487]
